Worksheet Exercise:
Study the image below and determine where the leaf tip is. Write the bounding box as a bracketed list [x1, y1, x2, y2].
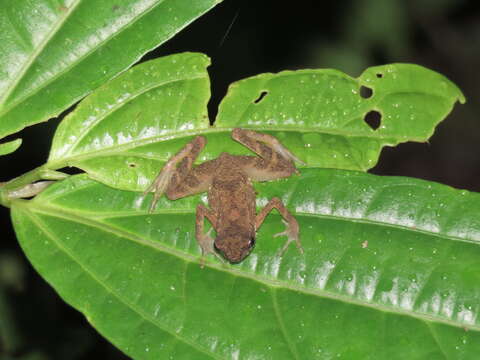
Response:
[0, 138, 22, 156]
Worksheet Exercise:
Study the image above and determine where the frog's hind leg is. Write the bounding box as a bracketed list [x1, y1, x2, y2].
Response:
[144, 136, 215, 211]
[196, 204, 224, 265]
[232, 128, 304, 181]
[255, 197, 303, 256]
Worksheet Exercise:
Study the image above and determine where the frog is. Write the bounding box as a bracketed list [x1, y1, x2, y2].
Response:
[144, 128, 304, 264]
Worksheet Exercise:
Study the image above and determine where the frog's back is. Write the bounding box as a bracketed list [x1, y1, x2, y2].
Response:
[208, 153, 257, 234]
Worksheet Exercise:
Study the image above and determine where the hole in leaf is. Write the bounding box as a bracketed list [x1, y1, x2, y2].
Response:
[364, 110, 381, 130]
[254, 91, 268, 104]
[359, 86, 373, 99]
[128, 163, 137, 168]
[376, 73, 383, 78]
[57, 167, 83, 175]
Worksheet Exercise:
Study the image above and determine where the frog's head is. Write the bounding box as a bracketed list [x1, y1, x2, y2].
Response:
[214, 235, 256, 264]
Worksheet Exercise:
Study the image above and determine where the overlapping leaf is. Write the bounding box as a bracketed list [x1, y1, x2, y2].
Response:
[0, 0, 222, 146]
[44, 57, 465, 195]
[11, 171, 480, 359]
[47, 52, 211, 191]
[216, 64, 465, 170]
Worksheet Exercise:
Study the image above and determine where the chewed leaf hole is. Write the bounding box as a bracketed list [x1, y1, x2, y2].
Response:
[128, 163, 137, 168]
[254, 91, 268, 104]
[360, 86, 373, 99]
[376, 73, 383, 78]
[364, 110, 382, 130]
[57, 167, 83, 175]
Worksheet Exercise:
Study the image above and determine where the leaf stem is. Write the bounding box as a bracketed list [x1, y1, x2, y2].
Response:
[0, 166, 68, 208]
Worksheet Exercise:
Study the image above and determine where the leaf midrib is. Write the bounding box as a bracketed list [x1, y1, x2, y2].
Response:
[0, 0, 82, 109]
[36, 198, 479, 247]
[15, 200, 480, 332]
[45, 126, 398, 170]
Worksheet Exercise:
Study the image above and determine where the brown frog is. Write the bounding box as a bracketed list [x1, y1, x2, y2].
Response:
[144, 128, 303, 264]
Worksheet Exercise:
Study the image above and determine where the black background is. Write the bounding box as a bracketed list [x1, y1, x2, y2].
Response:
[1, 0, 479, 358]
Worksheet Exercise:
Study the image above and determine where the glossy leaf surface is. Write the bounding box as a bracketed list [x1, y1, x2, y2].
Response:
[0, 0, 222, 141]
[216, 64, 465, 170]
[46, 59, 465, 194]
[47, 52, 211, 191]
[11, 171, 480, 359]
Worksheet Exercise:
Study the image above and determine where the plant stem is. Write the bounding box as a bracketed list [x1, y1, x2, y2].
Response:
[0, 166, 68, 208]
[2, 165, 48, 191]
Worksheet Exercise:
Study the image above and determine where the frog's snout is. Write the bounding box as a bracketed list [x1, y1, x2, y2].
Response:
[214, 236, 255, 264]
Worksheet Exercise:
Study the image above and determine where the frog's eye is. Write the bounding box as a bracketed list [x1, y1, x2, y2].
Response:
[248, 238, 256, 247]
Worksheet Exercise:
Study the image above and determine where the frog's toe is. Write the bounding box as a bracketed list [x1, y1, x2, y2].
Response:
[197, 229, 225, 265]
[273, 219, 298, 239]
[274, 219, 302, 255]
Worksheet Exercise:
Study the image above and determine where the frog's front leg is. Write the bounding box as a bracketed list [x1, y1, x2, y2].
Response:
[144, 136, 215, 211]
[196, 204, 224, 264]
[255, 197, 303, 256]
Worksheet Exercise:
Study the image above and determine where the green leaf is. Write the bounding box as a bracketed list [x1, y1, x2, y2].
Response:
[11, 171, 480, 359]
[46, 61, 464, 193]
[216, 63, 465, 170]
[47, 52, 211, 191]
[0, 139, 22, 156]
[0, 0, 222, 140]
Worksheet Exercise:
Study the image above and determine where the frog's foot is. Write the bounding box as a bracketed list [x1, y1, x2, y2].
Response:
[143, 168, 174, 212]
[197, 228, 224, 267]
[234, 128, 305, 166]
[274, 219, 304, 256]
[143, 143, 194, 212]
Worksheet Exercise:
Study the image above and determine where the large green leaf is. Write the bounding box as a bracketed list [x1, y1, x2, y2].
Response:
[216, 64, 465, 170]
[47, 52, 211, 191]
[0, 0, 222, 142]
[11, 171, 480, 359]
[44, 59, 464, 193]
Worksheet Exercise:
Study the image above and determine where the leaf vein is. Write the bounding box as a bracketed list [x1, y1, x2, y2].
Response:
[54, 75, 205, 161]
[270, 288, 299, 360]
[18, 201, 480, 331]
[426, 322, 449, 359]
[0, 0, 167, 117]
[0, 0, 82, 108]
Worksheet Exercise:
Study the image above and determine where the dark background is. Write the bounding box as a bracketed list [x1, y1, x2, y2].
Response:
[1, 0, 479, 358]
